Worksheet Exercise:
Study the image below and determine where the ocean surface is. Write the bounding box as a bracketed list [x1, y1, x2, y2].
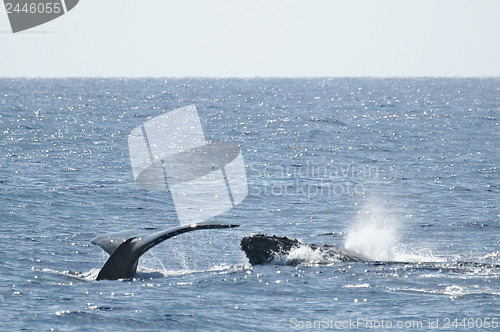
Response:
[0, 78, 499, 331]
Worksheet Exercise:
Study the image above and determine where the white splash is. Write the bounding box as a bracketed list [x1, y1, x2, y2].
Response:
[343, 283, 371, 288]
[344, 198, 401, 261]
[286, 244, 326, 264]
[343, 197, 442, 262]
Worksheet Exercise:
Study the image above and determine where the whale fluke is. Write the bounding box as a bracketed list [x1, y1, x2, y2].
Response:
[240, 234, 365, 265]
[92, 223, 239, 280]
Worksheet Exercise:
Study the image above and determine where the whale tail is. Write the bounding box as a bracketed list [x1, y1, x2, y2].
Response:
[92, 223, 239, 280]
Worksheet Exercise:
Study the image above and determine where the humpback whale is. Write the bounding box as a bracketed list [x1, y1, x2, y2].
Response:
[92, 223, 238, 280]
[240, 234, 365, 265]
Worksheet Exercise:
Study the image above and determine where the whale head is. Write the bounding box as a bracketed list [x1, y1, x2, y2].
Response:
[240, 234, 301, 265]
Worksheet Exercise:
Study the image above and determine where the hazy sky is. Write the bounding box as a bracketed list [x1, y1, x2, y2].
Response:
[1, 0, 500, 77]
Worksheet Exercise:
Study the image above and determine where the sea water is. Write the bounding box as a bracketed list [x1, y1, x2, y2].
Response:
[0, 78, 499, 331]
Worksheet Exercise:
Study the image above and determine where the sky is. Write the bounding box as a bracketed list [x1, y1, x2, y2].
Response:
[1, 0, 500, 77]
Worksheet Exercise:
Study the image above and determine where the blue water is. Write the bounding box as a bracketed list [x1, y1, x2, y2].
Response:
[0, 78, 499, 331]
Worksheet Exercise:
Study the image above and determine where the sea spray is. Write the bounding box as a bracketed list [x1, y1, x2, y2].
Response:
[344, 198, 401, 261]
[343, 198, 443, 262]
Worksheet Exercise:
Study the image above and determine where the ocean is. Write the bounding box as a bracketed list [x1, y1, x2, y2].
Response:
[0, 78, 499, 331]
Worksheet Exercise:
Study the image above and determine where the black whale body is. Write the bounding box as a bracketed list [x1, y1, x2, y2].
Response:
[240, 234, 366, 265]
